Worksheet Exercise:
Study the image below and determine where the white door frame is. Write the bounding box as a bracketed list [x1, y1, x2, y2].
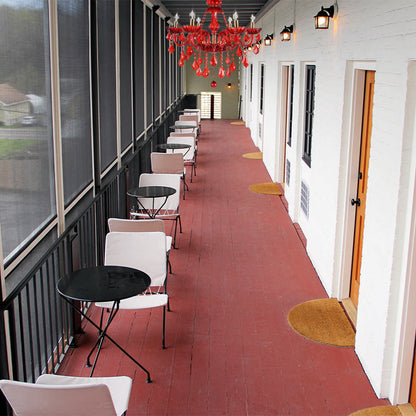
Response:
[258, 62, 265, 151]
[333, 62, 375, 300]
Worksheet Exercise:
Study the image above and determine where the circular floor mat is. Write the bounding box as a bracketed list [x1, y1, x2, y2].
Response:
[348, 405, 402, 416]
[287, 298, 355, 347]
[243, 152, 263, 159]
[249, 183, 282, 195]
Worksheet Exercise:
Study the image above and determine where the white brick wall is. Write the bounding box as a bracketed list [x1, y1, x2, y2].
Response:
[242, 0, 416, 404]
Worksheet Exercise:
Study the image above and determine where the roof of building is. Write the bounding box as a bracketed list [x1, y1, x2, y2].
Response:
[0, 83, 29, 105]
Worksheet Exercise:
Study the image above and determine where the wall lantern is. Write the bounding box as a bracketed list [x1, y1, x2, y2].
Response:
[227, 83, 232, 89]
[280, 25, 293, 41]
[264, 33, 274, 46]
[314, 5, 335, 29]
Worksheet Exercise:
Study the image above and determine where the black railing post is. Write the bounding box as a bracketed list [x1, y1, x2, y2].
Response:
[0, 309, 11, 415]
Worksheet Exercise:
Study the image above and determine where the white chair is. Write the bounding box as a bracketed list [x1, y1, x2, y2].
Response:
[183, 108, 201, 131]
[179, 114, 199, 135]
[184, 108, 201, 123]
[170, 130, 198, 151]
[108, 217, 173, 273]
[150, 152, 188, 199]
[131, 173, 182, 247]
[170, 131, 197, 140]
[97, 231, 168, 349]
[174, 119, 198, 135]
[0, 374, 132, 416]
[167, 136, 196, 183]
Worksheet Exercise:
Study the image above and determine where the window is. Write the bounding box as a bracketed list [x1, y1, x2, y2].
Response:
[303, 65, 316, 167]
[0, 0, 55, 260]
[201, 92, 221, 119]
[162, 20, 169, 112]
[58, 0, 93, 203]
[259, 63, 265, 115]
[96, 1, 117, 171]
[119, 0, 133, 151]
[145, 4, 152, 127]
[287, 64, 295, 147]
[152, 12, 160, 119]
[133, 0, 144, 138]
[249, 64, 253, 102]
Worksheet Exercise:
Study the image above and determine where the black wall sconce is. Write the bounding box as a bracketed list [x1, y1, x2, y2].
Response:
[314, 5, 335, 29]
[280, 25, 294, 41]
[264, 33, 274, 46]
[227, 83, 232, 89]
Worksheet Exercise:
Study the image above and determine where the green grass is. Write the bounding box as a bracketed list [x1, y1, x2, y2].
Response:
[0, 138, 38, 158]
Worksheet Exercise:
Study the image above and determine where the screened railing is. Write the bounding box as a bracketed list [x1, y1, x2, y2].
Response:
[0, 101, 186, 414]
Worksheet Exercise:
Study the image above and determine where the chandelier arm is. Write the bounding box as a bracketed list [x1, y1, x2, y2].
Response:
[172, 35, 188, 48]
[239, 34, 255, 47]
[220, 10, 228, 28]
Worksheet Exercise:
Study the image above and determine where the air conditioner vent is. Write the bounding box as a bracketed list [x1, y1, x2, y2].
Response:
[301, 181, 310, 218]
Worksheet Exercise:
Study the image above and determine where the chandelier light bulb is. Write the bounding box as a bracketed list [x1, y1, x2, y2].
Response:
[174, 13, 179, 27]
[189, 10, 196, 25]
[233, 11, 239, 27]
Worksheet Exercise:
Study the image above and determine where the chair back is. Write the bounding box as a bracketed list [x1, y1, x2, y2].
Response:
[105, 231, 166, 287]
[174, 120, 197, 134]
[137, 173, 180, 213]
[184, 109, 201, 122]
[167, 136, 195, 161]
[108, 218, 165, 233]
[170, 131, 197, 140]
[0, 379, 117, 416]
[151, 152, 184, 175]
[179, 115, 199, 126]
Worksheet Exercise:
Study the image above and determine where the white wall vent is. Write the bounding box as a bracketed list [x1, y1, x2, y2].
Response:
[301, 181, 310, 218]
[286, 160, 291, 186]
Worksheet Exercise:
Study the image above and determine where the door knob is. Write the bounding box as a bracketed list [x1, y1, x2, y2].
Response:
[351, 198, 361, 206]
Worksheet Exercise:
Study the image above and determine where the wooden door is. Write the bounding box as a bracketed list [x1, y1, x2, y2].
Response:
[350, 71, 375, 307]
[410, 339, 416, 407]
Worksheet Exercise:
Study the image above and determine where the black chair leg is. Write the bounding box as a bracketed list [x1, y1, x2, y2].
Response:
[162, 305, 166, 349]
[173, 217, 178, 248]
[178, 215, 182, 233]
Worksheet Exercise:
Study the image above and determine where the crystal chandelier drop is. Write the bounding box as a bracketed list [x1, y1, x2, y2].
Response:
[166, 0, 262, 80]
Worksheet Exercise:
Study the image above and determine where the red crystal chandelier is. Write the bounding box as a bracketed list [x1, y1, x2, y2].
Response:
[166, 0, 262, 80]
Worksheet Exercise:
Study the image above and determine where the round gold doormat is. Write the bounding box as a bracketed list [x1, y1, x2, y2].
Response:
[243, 152, 263, 159]
[249, 183, 282, 195]
[231, 121, 245, 125]
[348, 405, 402, 416]
[287, 298, 355, 347]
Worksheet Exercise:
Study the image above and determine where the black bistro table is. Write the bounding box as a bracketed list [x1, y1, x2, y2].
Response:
[158, 143, 191, 151]
[169, 124, 196, 130]
[128, 185, 176, 219]
[158, 142, 191, 156]
[57, 265, 152, 382]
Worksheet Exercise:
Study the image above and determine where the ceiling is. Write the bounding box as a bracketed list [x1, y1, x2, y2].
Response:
[159, 0, 269, 28]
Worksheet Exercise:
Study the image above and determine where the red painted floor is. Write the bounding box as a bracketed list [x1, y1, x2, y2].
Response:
[59, 119, 389, 415]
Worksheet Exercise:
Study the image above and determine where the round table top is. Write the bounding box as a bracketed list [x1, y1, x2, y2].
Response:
[57, 265, 151, 303]
[169, 125, 196, 130]
[127, 185, 176, 199]
[158, 143, 191, 150]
